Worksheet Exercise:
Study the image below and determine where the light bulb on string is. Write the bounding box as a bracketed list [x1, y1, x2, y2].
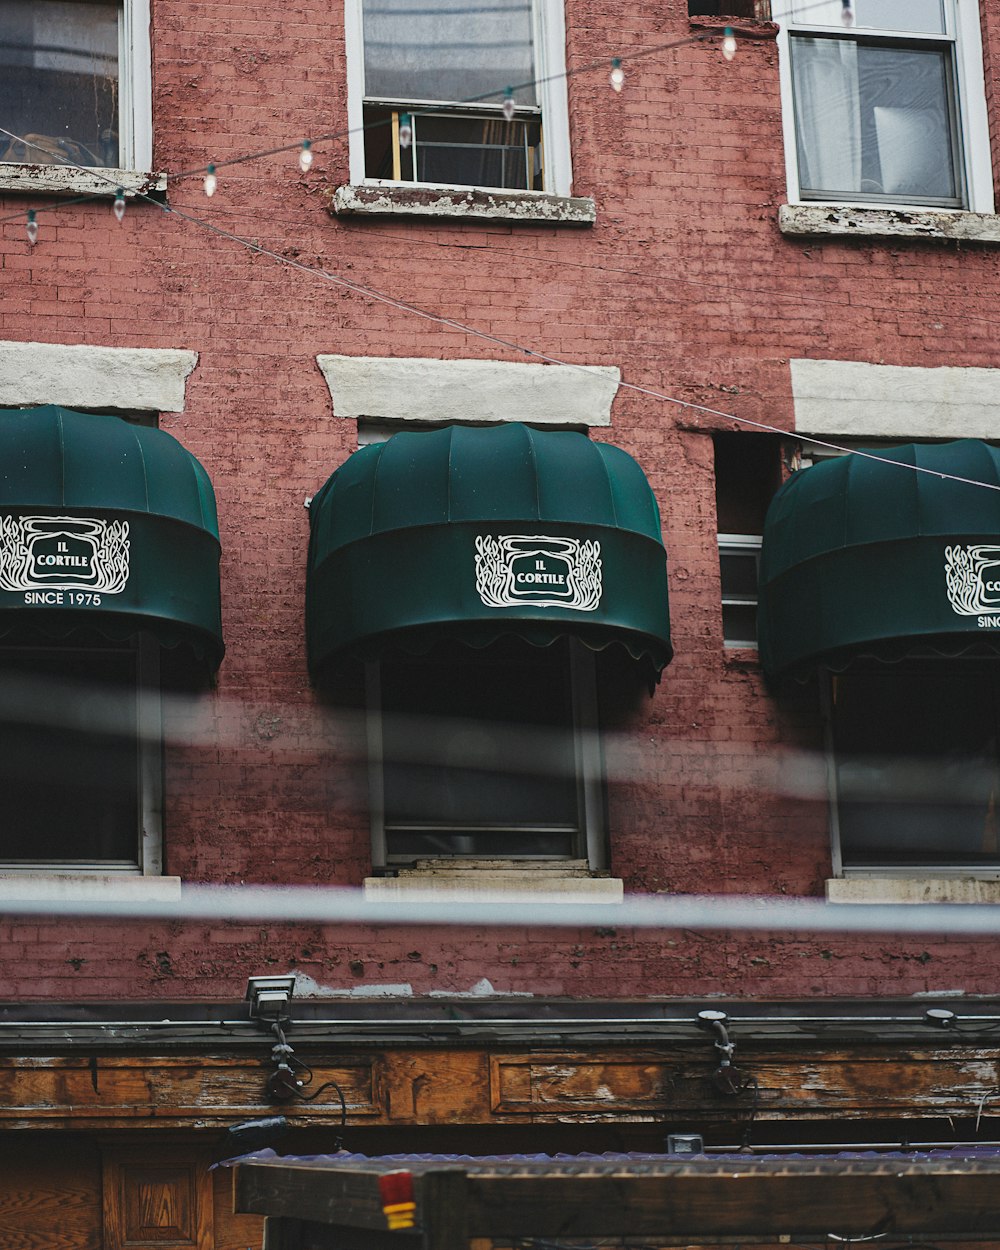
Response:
[841, 0, 854, 26]
[26, 209, 37, 246]
[722, 27, 737, 61]
[398, 113, 412, 149]
[609, 58, 625, 93]
[113, 189, 126, 222]
[502, 87, 516, 121]
[204, 163, 217, 196]
[299, 140, 313, 172]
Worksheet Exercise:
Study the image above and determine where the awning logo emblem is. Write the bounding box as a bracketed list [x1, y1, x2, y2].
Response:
[475, 535, 602, 611]
[945, 544, 1000, 618]
[0, 515, 130, 593]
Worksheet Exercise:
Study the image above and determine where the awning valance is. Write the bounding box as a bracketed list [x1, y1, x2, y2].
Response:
[0, 406, 224, 669]
[306, 423, 671, 679]
[759, 440, 1000, 680]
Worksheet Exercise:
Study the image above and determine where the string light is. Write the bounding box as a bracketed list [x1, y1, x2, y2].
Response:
[503, 86, 516, 121]
[299, 140, 313, 172]
[722, 27, 737, 61]
[25, 209, 37, 246]
[204, 163, 217, 196]
[609, 57, 625, 93]
[398, 113, 412, 149]
[112, 188, 126, 222]
[841, 0, 855, 26]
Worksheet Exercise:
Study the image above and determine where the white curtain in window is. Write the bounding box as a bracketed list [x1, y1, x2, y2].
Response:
[363, 0, 537, 106]
[792, 38, 862, 195]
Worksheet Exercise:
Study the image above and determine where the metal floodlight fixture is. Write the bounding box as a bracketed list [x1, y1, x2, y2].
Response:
[697, 1009, 730, 1029]
[923, 1007, 958, 1029]
[666, 1133, 704, 1156]
[246, 974, 296, 1022]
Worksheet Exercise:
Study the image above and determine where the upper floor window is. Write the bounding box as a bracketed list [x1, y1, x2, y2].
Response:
[344, 0, 574, 196]
[0, 0, 152, 178]
[773, 0, 994, 213]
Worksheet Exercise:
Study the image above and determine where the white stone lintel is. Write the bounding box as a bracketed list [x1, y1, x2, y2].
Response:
[790, 358, 1000, 442]
[317, 355, 620, 427]
[0, 341, 198, 412]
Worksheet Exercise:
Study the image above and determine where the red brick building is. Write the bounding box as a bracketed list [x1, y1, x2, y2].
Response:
[3, 0, 1000, 1245]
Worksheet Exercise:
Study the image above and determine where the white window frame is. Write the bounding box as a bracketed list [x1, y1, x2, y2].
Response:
[772, 0, 994, 215]
[718, 533, 762, 649]
[0, 632, 163, 875]
[365, 639, 606, 872]
[343, 0, 574, 197]
[0, 0, 154, 195]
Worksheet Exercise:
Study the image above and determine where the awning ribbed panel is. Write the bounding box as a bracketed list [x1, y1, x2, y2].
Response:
[0, 406, 224, 668]
[306, 423, 671, 679]
[758, 440, 1000, 679]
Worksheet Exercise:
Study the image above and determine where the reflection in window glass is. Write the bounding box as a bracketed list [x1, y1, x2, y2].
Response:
[792, 38, 959, 204]
[0, 0, 119, 167]
[379, 640, 582, 861]
[832, 665, 1000, 868]
[362, 0, 536, 105]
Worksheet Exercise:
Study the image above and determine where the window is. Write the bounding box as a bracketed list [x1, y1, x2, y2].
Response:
[344, 0, 574, 196]
[366, 637, 605, 869]
[714, 433, 782, 649]
[0, 0, 152, 177]
[828, 661, 1000, 875]
[0, 635, 162, 871]
[773, 0, 993, 212]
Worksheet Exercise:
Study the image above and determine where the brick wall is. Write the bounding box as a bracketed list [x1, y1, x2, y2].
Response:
[2, 0, 1000, 1001]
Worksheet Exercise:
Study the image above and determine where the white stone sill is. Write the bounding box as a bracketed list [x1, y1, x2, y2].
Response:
[780, 203, 1000, 244]
[0, 872, 182, 902]
[0, 164, 167, 198]
[329, 182, 596, 224]
[365, 860, 622, 903]
[827, 877, 1000, 904]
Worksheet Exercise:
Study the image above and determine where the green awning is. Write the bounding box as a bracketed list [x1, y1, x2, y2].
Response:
[0, 406, 224, 669]
[759, 440, 1000, 680]
[306, 423, 671, 680]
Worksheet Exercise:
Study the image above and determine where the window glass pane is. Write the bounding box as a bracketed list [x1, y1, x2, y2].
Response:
[414, 114, 540, 189]
[719, 550, 759, 599]
[854, 0, 946, 35]
[722, 603, 758, 648]
[0, 0, 119, 167]
[381, 641, 580, 859]
[362, 0, 537, 106]
[0, 647, 138, 862]
[789, 0, 946, 32]
[792, 38, 959, 204]
[834, 667, 1000, 867]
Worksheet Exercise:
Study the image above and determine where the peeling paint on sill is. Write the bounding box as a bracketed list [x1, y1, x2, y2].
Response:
[780, 203, 1000, 244]
[0, 164, 167, 198]
[328, 183, 596, 224]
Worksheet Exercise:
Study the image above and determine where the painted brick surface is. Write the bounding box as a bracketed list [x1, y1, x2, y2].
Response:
[1, 0, 999, 1002]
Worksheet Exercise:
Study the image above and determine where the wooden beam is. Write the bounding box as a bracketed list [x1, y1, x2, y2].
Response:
[1, 1042, 998, 1130]
[464, 1168, 1000, 1237]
